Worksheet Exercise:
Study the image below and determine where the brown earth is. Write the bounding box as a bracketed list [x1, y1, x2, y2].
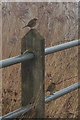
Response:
[1, 2, 79, 118]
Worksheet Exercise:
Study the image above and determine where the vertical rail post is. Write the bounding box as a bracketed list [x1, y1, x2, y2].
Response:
[21, 29, 45, 118]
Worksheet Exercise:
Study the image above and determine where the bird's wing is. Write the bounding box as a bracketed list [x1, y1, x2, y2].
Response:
[27, 19, 33, 26]
[46, 84, 52, 91]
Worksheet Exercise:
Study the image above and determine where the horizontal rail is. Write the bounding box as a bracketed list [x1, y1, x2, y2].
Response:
[1, 104, 33, 120]
[0, 53, 34, 68]
[45, 82, 80, 103]
[1, 82, 80, 119]
[45, 39, 80, 55]
[0, 39, 80, 68]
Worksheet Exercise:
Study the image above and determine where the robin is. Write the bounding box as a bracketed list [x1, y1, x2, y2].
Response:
[22, 18, 38, 29]
[46, 82, 56, 95]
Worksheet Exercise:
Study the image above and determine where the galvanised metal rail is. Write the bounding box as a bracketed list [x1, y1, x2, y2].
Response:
[45, 39, 80, 55]
[45, 82, 80, 103]
[1, 82, 80, 119]
[1, 104, 33, 120]
[0, 39, 80, 68]
[0, 53, 34, 68]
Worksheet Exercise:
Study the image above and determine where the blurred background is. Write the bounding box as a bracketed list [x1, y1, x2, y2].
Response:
[2, 2, 79, 118]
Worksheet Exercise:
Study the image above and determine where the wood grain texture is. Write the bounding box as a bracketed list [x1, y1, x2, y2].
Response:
[21, 29, 45, 118]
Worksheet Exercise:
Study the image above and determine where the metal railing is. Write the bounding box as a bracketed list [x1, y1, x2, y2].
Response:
[1, 81, 80, 119]
[45, 39, 79, 55]
[45, 82, 80, 103]
[0, 40, 79, 69]
[1, 39, 80, 119]
[0, 53, 34, 68]
[1, 104, 33, 120]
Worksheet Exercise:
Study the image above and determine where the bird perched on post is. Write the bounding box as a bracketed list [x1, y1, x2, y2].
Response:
[46, 82, 56, 95]
[22, 18, 38, 29]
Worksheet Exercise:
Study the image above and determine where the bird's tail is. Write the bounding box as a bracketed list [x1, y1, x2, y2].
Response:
[22, 25, 28, 29]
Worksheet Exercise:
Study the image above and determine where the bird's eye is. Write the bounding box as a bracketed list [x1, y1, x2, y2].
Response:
[35, 19, 37, 21]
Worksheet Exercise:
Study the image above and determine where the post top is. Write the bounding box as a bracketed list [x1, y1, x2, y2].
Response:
[22, 29, 44, 41]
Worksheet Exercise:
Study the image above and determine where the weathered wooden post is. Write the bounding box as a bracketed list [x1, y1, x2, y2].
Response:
[21, 29, 45, 118]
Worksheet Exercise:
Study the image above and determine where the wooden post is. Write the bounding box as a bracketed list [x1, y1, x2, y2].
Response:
[21, 29, 45, 118]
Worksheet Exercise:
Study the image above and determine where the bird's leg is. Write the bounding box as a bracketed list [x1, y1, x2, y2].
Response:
[31, 27, 33, 30]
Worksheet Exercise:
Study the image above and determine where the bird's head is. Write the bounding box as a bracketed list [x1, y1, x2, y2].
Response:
[34, 18, 38, 22]
[52, 82, 56, 88]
